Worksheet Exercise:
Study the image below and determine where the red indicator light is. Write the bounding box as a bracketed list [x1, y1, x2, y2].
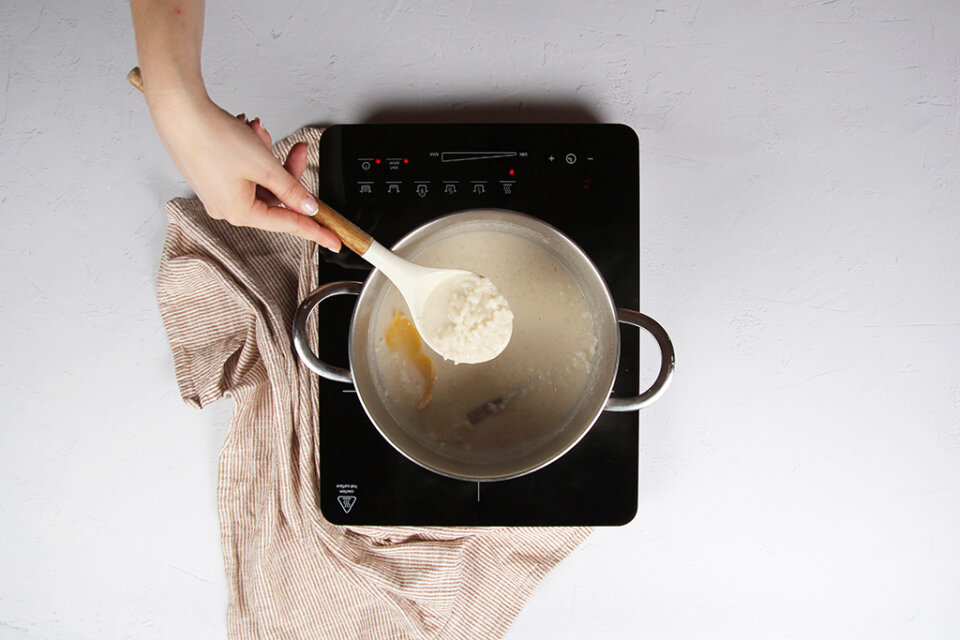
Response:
[508, 169, 515, 176]
[375, 158, 382, 164]
[403, 158, 409, 164]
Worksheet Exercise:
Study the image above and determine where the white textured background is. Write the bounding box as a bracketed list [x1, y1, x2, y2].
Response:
[2, 1, 959, 638]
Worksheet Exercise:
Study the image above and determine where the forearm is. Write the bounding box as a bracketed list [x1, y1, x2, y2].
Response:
[130, 0, 208, 110]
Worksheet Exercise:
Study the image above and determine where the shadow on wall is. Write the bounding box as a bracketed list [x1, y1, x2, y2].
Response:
[360, 99, 600, 124]
[307, 97, 601, 126]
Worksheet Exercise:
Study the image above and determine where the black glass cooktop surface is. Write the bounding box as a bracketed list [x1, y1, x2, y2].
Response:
[315, 124, 639, 526]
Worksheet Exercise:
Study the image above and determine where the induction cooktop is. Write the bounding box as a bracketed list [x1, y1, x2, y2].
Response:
[314, 123, 640, 526]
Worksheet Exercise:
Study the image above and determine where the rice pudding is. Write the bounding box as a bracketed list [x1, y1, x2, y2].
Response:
[371, 229, 599, 461]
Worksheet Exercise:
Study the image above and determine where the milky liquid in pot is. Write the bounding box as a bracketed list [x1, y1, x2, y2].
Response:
[371, 230, 598, 462]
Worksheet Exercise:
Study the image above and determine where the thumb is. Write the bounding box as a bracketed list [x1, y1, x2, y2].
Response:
[259, 158, 320, 216]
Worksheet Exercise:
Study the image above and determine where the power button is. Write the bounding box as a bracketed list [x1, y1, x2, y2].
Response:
[565, 153, 577, 165]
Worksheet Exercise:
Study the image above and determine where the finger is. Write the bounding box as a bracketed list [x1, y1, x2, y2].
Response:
[249, 118, 272, 149]
[255, 143, 309, 207]
[284, 142, 308, 182]
[255, 184, 278, 207]
[257, 157, 321, 218]
[242, 200, 342, 251]
[204, 203, 227, 221]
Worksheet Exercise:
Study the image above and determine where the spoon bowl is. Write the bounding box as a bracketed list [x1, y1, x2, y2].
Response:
[311, 202, 513, 364]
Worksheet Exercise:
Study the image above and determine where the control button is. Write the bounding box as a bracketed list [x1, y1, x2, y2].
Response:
[415, 183, 429, 198]
[565, 153, 577, 165]
[358, 182, 373, 194]
[500, 181, 514, 195]
[472, 183, 486, 195]
[443, 182, 457, 195]
[387, 182, 401, 194]
[361, 161, 371, 171]
[547, 155, 556, 162]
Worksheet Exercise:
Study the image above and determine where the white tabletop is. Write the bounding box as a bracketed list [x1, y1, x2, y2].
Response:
[2, 1, 959, 638]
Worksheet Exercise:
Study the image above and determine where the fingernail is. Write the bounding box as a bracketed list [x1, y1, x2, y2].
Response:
[321, 239, 341, 253]
[301, 196, 319, 215]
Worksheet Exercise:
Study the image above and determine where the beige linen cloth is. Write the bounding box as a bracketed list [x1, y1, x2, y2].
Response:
[156, 126, 591, 639]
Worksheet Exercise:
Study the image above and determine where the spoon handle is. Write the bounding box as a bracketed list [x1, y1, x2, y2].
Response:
[310, 200, 373, 255]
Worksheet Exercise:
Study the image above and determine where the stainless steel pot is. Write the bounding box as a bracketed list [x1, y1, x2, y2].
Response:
[293, 210, 674, 481]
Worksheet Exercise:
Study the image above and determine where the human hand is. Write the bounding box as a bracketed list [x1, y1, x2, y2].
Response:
[148, 94, 341, 251]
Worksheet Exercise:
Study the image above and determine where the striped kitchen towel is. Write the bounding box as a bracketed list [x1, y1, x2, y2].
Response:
[156, 126, 591, 640]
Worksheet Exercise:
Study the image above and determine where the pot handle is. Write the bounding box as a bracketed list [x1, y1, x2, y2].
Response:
[604, 309, 675, 412]
[292, 281, 364, 384]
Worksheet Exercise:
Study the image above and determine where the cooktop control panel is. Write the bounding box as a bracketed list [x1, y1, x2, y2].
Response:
[318, 124, 636, 255]
[349, 149, 586, 200]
